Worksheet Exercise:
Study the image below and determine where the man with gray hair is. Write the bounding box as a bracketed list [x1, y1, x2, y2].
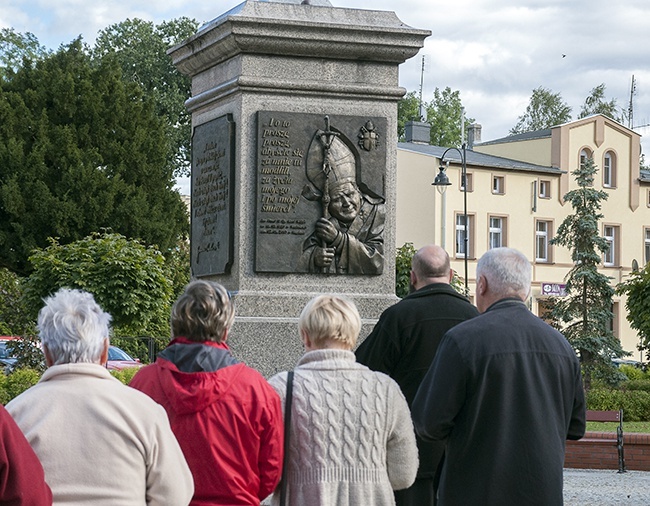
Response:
[412, 248, 586, 506]
[356, 244, 478, 506]
[6, 288, 194, 505]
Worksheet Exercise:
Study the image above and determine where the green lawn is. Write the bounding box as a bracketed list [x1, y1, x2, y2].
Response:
[587, 421, 650, 433]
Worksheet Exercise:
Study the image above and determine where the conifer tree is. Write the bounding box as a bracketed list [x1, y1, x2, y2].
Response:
[550, 157, 625, 389]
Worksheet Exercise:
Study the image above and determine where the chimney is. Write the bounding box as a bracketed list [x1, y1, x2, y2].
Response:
[404, 120, 431, 145]
[467, 123, 482, 149]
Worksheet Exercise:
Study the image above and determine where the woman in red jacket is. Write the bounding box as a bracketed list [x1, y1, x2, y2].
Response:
[130, 280, 284, 505]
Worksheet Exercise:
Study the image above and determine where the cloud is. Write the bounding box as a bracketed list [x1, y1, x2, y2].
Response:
[3, 0, 649, 149]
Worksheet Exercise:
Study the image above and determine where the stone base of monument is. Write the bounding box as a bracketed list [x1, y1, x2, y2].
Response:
[227, 291, 397, 377]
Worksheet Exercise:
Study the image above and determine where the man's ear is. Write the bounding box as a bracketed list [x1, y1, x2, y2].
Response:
[100, 339, 109, 365]
[448, 269, 454, 283]
[43, 344, 54, 368]
[477, 275, 487, 296]
[410, 269, 417, 286]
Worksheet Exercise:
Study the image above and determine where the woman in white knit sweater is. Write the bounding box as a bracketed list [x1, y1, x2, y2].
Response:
[268, 295, 418, 506]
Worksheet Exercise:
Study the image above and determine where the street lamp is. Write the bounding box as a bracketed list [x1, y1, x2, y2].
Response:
[431, 143, 468, 293]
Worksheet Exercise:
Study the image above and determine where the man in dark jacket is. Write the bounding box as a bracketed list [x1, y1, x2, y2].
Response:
[355, 244, 479, 506]
[412, 247, 586, 506]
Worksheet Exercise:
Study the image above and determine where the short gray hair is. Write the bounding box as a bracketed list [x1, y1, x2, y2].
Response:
[298, 295, 361, 349]
[38, 288, 112, 365]
[476, 248, 531, 299]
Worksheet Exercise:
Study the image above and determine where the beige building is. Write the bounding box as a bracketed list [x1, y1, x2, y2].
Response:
[396, 115, 648, 359]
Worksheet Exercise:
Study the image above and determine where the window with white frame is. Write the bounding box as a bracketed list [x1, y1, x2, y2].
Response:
[645, 228, 650, 265]
[535, 220, 552, 262]
[489, 216, 507, 249]
[538, 179, 551, 198]
[603, 225, 620, 266]
[603, 151, 616, 188]
[455, 213, 474, 258]
[492, 175, 505, 195]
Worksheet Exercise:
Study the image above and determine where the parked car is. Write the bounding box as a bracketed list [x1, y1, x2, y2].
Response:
[0, 337, 19, 372]
[106, 346, 142, 371]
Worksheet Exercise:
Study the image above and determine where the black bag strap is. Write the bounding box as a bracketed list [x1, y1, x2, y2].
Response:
[279, 370, 294, 506]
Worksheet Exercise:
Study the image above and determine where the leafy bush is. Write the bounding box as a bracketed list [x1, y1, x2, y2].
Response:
[619, 364, 645, 381]
[621, 379, 650, 392]
[110, 367, 142, 385]
[395, 243, 416, 299]
[587, 388, 650, 421]
[1, 368, 41, 402]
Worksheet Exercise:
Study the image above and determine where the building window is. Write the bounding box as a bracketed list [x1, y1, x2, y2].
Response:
[492, 175, 505, 195]
[489, 216, 507, 249]
[603, 151, 616, 188]
[603, 225, 620, 267]
[460, 172, 474, 192]
[537, 299, 555, 325]
[645, 228, 650, 265]
[580, 148, 593, 170]
[455, 213, 474, 259]
[538, 179, 551, 199]
[535, 220, 553, 263]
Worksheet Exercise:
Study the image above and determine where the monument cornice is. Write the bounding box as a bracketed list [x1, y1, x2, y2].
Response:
[169, 2, 430, 77]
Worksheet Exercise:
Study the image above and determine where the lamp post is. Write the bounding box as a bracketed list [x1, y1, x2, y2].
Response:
[431, 143, 468, 294]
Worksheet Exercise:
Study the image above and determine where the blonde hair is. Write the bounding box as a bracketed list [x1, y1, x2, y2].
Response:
[298, 295, 361, 349]
[171, 280, 235, 342]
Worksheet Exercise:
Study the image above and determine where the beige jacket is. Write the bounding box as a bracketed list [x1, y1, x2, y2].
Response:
[7, 363, 194, 505]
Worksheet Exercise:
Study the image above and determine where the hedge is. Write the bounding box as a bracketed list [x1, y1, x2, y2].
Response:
[587, 388, 650, 421]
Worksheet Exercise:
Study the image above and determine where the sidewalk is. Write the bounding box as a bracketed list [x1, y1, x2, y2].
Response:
[564, 468, 650, 505]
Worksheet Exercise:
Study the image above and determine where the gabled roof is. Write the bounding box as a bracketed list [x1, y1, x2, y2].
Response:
[398, 142, 564, 175]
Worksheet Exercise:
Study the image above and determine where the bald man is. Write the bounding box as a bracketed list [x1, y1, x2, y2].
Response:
[356, 244, 478, 506]
[412, 248, 585, 505]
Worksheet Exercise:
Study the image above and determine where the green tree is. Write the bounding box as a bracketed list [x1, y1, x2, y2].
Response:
[92, 18, 199, 178]
[427, 87, 474, 147]
[0, 28, 48, 80]
[397, 91, 421, 141]
[549, 157, 626, 390]
[617, 264, 650, 354]
[578, 83, 622, 122]
[0, 40, 188, 274]
[510, 86, 572, 134]
[397, 87, 474, 147]
[0, 268, 31, 335]
[22, 232, 174, 342]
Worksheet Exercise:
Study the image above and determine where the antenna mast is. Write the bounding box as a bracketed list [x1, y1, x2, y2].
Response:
[628, 75, 636, 129]
[418, 55, 426, 121]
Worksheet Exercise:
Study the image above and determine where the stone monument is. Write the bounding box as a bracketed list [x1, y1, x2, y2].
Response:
[169, 0, 430, 376]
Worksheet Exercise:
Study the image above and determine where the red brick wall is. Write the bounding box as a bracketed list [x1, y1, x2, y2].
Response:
[565, 432, 650, 471]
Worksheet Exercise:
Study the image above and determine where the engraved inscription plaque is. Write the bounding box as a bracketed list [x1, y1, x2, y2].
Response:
[255, 111, 387, 274]
[191, 115, 235, 277]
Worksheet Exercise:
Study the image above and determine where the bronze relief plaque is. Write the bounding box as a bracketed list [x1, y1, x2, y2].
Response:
[255, 111, 386, 274]
[191, 114, 235, 277]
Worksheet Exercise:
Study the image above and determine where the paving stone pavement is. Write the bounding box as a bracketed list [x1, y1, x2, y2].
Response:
[564, 468, 650, 505]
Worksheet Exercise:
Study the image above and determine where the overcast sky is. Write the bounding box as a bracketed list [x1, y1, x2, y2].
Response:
[4, 0, 650, 193]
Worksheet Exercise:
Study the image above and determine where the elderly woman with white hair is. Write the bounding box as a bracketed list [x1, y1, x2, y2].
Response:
[268, 294, 418, 506]
[6, 288, 194, 505]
